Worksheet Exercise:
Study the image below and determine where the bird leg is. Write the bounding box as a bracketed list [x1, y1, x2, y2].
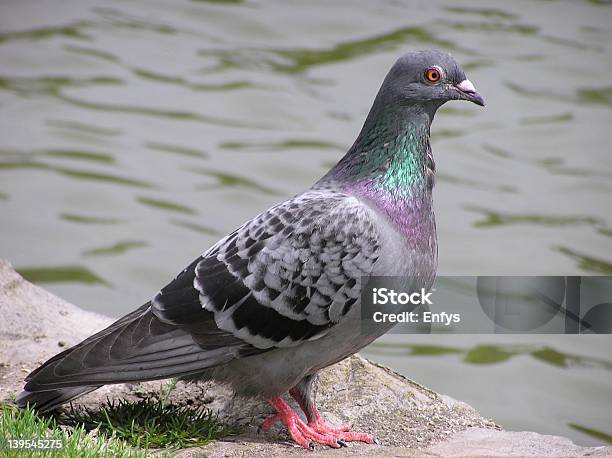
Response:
[264, 397, 345, 449]
[288, 384, 376, 444]
[261, 375, 377, 448]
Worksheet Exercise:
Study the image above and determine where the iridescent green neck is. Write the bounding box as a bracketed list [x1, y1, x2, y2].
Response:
[324, 107, 433, 197]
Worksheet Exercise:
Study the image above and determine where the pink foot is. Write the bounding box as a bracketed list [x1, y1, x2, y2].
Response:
[263, 398, 377, 449]
[308, 411, 376, 444]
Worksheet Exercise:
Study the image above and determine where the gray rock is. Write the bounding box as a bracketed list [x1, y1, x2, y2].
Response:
[428, 428, 612, 457]
[1, 259, 609, 457]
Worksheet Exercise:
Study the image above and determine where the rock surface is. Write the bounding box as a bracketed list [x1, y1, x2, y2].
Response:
[1, 259, 610, 457]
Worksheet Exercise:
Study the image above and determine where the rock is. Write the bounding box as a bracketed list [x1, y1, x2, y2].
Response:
[0, 259, 112, 387]
[1, 259, 610, 457]
[428, 428, 612, 457]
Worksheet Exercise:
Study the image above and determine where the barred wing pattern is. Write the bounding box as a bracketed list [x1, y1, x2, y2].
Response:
[153, 189, 381, 351]
[20, 190, 381, 402]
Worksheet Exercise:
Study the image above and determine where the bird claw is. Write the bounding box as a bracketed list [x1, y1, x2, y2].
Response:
[309, 418, 375, 445]
[373, 437, 381, 445]
[266, 397, 376, 449]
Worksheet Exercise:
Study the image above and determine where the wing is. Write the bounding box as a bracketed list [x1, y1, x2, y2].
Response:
[21, 189, 380, 399]
[153, 188, 381, 350]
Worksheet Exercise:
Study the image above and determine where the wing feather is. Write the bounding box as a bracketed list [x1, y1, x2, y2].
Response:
[191, 189, 381, 349]
[22, 188, 380, 398]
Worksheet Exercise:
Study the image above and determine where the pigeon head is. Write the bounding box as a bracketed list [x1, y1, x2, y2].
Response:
[324, 50, 484, 187]
[378, 50, 485, 115]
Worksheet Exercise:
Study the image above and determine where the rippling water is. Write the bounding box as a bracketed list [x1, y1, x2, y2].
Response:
[1, 0, 611, 446]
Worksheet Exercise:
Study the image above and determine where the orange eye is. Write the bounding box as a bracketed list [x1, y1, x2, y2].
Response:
[425, 68, 441, 83]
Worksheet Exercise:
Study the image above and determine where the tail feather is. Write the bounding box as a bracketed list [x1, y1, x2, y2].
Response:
[16, 386, 100, 412]
[17, 300, 257, 411]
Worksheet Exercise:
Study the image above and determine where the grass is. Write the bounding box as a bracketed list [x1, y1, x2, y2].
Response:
[0, 403, 148, 458]
[1, 382, 236, 456]
[64, 396, 234, 448]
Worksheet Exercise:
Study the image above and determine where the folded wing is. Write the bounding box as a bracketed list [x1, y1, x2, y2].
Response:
[19, 189, 380, 409]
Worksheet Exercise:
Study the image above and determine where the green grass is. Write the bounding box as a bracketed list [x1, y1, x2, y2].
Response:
[0, 403, 148, 458]
[1, 382, 235, 456]
[64, 396, 234, 449]
[62, 380, 235, 448]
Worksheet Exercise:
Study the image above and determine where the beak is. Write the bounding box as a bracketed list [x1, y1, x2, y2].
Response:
[455, 79, 485, 107]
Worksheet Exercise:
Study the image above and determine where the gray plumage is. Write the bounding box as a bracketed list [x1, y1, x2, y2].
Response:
[18, 50, 484, 426]
[18, 188, 394, 407]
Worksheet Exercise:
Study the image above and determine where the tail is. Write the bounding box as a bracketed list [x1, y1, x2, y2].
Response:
[16, 302, 153, 411]
[16, 298, 251, 412]
[16, 386, 100, 412]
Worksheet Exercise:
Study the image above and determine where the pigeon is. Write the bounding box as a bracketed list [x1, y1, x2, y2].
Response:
[17, 50, 484, 449]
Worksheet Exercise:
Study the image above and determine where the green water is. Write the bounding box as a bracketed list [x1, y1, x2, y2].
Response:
[1, 0, 611, 447]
